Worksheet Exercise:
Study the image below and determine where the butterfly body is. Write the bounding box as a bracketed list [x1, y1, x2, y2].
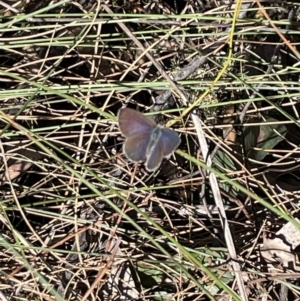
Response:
[146, 126, 162, 154]
[118, 108, 180, 172]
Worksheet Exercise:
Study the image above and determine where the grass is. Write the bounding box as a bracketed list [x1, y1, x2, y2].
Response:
[1, 0, 300, 300]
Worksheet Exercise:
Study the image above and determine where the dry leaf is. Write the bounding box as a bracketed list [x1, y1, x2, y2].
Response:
[261, 218, 300, 271]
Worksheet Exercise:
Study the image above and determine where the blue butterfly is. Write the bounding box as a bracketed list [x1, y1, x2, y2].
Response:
[118, 108, 181, 171]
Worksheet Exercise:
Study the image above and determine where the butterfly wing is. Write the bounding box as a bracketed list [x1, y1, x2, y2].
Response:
[118, 108, 156, 137]
[160, 127, 181, 157]
[123, 132, 151, 162]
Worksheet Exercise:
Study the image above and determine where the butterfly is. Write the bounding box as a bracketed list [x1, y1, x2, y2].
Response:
[118, 108, 181, 172]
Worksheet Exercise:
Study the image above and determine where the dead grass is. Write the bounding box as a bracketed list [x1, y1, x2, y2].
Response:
[0, 0, 300, 300]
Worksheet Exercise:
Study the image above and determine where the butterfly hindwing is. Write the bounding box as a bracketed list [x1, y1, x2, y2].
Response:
[123, 132, 151, 162]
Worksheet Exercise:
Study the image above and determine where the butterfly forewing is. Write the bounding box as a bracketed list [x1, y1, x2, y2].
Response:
[123, 132, 151, 162]
[118, 108, 156, 137]
[160, 128, 181, 157]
